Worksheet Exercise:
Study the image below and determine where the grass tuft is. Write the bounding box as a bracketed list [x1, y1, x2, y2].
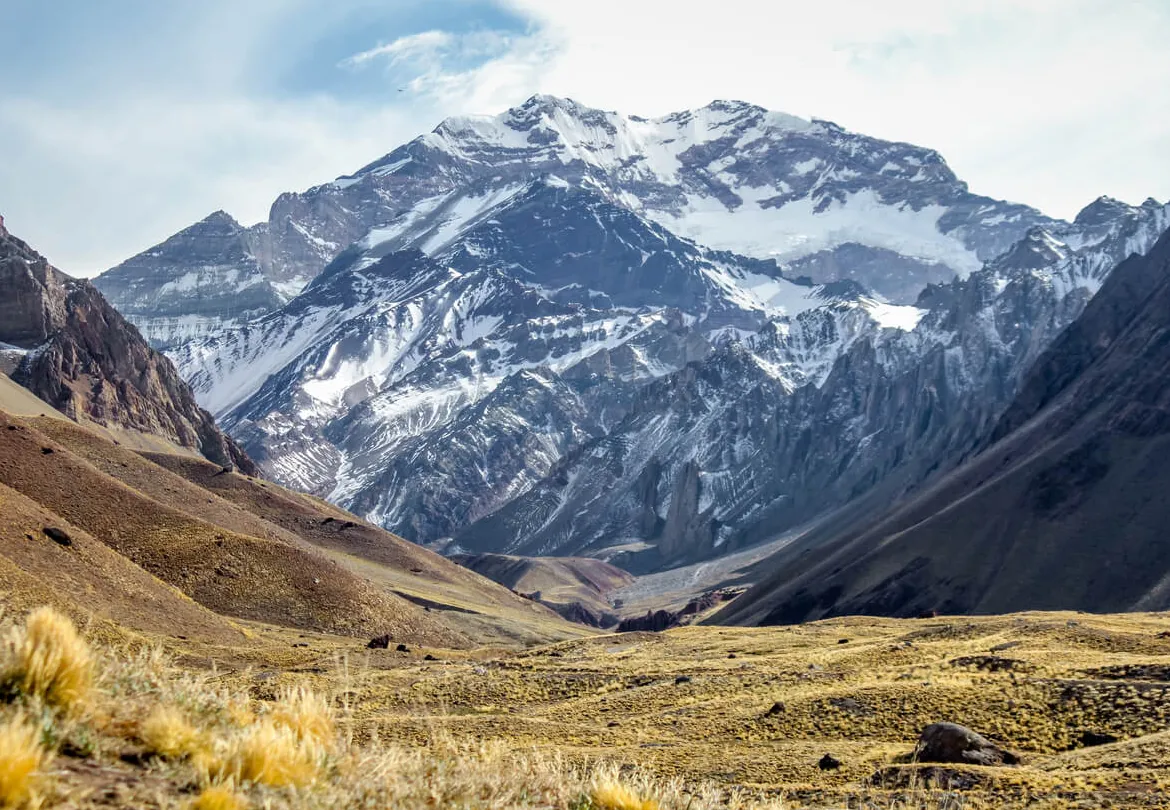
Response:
[0, 608, 93, 713]
[590, 778, 661, 810]
[210, 719, 321, 789]
[139, 705, 207, 761]
[270, 685, 334, 748]
[188, 783, 248, 810]
[0, 713, 47, 809]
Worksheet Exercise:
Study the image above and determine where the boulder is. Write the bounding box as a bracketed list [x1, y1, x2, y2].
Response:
[1080, 731, 1119, 747]
[915, 722, 1019, 766]
[42, 527, 73, 547]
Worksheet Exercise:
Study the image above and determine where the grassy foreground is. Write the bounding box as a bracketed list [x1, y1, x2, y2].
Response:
[1, 607, 1169, 808]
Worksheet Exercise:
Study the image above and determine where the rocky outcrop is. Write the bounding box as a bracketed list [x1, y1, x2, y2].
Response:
[915, 723, 1019, 766]
[0, 219, 254, 473]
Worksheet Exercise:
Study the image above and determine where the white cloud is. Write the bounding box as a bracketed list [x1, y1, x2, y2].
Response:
[342, 30, 456, 68]
[341, 27, 556, 112]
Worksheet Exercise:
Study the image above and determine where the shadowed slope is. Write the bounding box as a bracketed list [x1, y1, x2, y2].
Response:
[715, 227, 1170, 625]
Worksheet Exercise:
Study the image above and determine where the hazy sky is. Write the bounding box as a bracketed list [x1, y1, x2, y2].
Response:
[2, 0, 1168, 276]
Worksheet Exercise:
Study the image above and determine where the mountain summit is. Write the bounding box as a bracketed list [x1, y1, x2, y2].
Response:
[97, 95, 1059, 350]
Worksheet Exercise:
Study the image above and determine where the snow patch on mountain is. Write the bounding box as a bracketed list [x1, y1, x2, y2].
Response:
[656, 188, 983, 272]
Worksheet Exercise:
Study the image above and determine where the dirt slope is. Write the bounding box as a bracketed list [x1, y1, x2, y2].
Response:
[0, 411, 466, 646]
[144, 452, 586, 646]
[0, 480, 250, 646]
[455, 553, 634, 624]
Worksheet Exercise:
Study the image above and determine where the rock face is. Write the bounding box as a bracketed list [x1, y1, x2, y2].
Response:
[915, 723, 1019, 766]
[0, 219, 254, 473]
[455, 201, 1169, 571]
[713, 211, 1170, 625]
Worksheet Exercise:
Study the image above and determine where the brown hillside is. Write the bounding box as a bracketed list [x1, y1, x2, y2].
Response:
[0, 481, 245, 646]
[144, 452, 588, 645]
[455, 553, 634, 624]
[0, 411, 466, 646]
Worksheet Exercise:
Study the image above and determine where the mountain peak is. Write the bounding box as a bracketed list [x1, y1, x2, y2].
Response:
[1073, 195, 1136, 227]
[703, 99, 764, 113]
[993, 226, 1071, 271]
[518, 93, 585, 113]
[199, 209, 243, 229]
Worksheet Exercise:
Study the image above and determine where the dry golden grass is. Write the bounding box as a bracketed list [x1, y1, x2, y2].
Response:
[0, 607, 92, 714]
[208, 719, 322, 789]
[188, 784, 248, 810]
[591, 774, 662, 810]
[0, 712, 45, 809]
[0, 604, 1166, 808]
[270, 685, 335, 748]
[139, 705, 207, 761]
[0, 605, 798, 809]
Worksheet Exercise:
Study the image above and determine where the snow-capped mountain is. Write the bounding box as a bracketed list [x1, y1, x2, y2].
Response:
[93, 211, 316, 349]
[173, 177, 894, 542]
[98, 93, 1167, 576]
[338, 95, 1057, 296]
[97, 95, 1060, 350]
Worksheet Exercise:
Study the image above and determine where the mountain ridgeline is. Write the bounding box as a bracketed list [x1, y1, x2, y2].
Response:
[92, 95, 1170, 608]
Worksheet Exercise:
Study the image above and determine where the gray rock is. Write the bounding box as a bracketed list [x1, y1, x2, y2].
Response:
[914, 722, 1019, 766]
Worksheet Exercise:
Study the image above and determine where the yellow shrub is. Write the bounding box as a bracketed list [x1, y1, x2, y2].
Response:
[224, 700, 254, 728]
[270, 686, 334, 747]
[188, 784, 248, 810]
[140, 705, 206, 760]
[0, 607, 93, 713]
[212, 720, 320, 789]
[591, 778, 660, 810]
[0, 713, 46, 809]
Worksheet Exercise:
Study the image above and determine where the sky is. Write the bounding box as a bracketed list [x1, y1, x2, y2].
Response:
[2, 0, 1168, 276]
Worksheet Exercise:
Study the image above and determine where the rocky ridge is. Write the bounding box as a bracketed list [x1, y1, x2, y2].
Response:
[0, 217, 254, 472]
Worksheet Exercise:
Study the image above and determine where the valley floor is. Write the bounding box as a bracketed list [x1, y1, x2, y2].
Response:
[8, 608, 1170, 808]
